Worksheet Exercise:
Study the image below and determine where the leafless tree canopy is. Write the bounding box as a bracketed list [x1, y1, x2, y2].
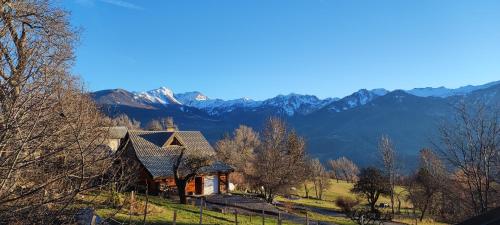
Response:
[309, 158, 330, 200]
[215, 125, 260, 190]
[0, 1, 119, 223]
[328, 156, 359, 183]
[406, 149, 447, 222]
[378, 135, 397, 214]
[146, 119, 163, 131]
[436, 101, 500, 216]
[111, 114, 141, 130]
[249, 117, 307, 203]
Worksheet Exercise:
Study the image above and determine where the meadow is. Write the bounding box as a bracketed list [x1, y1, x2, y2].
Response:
[88, 180, 449, 225]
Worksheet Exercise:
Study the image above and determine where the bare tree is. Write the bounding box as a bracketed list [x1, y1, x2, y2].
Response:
[310, 158, 330, 200]
[250, 118, 307, 203]
[436, 102, 499, 215]
[146, 119, 163, 131]
[215, 125, 260, 190]
[172, 147, 213, 204]
[329, 159, 342, 183]
[112, 114, 141, 130]
[379, 135, 397, 214]
[406, 149, 446, 221]
[302, 158, 314, 198]
[329, 157, 359, 183]
[0, 1, 123, 223]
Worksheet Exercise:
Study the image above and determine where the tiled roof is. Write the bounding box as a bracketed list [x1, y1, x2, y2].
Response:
[127, 130, 233, 178]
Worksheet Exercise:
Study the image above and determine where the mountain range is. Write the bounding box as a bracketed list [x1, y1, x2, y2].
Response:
[91, 80, 500, 169]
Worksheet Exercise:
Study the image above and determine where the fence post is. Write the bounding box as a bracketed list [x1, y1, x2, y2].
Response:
[199, 198, 203, 225]
[306, 211, 309, 225]
[234, 209, 238, 225]
[262, 209, 265, 225]
[278, 212, 282, 225]
[173, 210, 177, 225]
[90, 215, 97, 225]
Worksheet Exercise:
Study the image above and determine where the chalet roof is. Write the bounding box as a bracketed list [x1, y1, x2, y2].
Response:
[127, 130, 233, 178]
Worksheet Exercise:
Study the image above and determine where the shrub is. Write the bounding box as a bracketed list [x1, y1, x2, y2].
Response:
[335, 196, 360, 213]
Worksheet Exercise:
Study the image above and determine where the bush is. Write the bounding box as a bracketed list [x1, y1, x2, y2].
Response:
[104, 192, 125, 209]
[335, 196, 360, 213]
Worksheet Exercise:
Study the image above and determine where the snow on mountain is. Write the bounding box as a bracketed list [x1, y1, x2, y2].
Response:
[328, 89, 388, 112]
[406, 80, 500, 98]
[134, 87, 181, 105]
[132, 87, 337, 116]
[174, 91, 209, 105]
[125, 80, 500, 116]
[132, 88, 260, 114]
[262, 94, 336, 116]
[174, 92, 260, 114]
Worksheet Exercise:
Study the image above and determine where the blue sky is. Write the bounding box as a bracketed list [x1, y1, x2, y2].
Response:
[61, 0, 500, 100]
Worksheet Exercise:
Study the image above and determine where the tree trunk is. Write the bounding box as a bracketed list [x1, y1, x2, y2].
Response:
[397, 196, 401, 214]
[420, 198, 429, 221]
[370, 201, 376, 213]
[177, 180, 187, 204]
[313, 181, 318, 199]
[390, 190, 395, 215]
[304, 183, 309, 198]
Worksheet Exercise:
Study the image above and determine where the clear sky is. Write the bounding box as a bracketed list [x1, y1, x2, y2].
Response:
[61, 0, 500, 100]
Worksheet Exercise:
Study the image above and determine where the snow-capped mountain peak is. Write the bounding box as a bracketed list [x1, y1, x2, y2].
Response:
[262, 93, 336, 116]
[175, 91, 209, 103]
[174, 91, 260, 114]
[134, 87, 181, 105]
[327, 88, 388, 112]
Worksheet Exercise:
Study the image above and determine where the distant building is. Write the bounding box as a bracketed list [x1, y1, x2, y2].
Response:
[117, 124, 233, 196]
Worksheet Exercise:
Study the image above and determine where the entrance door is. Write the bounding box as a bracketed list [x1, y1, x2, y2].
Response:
[195, 177, 203, 195]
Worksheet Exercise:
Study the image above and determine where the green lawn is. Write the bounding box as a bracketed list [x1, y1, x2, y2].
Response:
[277, 180, 412, 211]
[90, 192, 299, 225]
[276, 179, 447, 225]
[86, 180, 448, 225]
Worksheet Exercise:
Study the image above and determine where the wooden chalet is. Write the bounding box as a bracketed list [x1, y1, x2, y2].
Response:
[118, 127, 233, 196]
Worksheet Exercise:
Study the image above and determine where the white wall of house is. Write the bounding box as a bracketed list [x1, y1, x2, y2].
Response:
[203, 175, 219, 195]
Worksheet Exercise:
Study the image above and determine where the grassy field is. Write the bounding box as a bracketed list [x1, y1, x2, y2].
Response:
[276, 179, 447, 225]
[277, 180, 412, 211]
[86, 180, 448, 225]
[88, 192, 299, 225]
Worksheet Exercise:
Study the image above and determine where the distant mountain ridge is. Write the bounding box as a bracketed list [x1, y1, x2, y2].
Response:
[101, 80, 500, 116]
[91, 80, 500, 169]
[406, 80, 500, 97]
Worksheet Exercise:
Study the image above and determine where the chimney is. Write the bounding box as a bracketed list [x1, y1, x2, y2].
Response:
[165, 117, 178, 132]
